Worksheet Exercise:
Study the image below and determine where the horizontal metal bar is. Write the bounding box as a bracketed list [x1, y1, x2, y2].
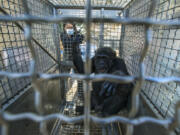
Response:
[90, 115, 172, 126]
[0, 15, 180, 26]
[0, 70, 180, 84]
[2, 112, 172, 126]
[54, 5, 123, 10]
[39, 73, 180, 83]
[3, 112, 84, 123]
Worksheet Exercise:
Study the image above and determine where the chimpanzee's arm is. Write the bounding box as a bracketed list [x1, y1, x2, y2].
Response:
[98, 70, 133, 116]
[101, 95, 128, 116]
[111, 58, 129, 75]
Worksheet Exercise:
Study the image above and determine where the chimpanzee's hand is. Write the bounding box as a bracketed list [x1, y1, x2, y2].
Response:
[99, 81, 117, 97]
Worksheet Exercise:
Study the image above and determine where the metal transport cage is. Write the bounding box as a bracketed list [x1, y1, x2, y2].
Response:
[0, 0, 180, 135]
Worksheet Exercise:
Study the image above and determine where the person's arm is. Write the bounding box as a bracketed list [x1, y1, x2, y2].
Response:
[73, 33, 84, 73]
[79, 34, 84, 44]
[72, 51, 94, 74]
[77, 33, 84, 44]
[73, 52, 84, 73]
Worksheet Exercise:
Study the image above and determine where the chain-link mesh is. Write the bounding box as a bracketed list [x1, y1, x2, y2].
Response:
[0, 0, 180, 135]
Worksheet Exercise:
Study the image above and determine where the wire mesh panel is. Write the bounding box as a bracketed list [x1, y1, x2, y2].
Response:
[0, 0, 58, 107]
[49, 0, 131, 8]
[53, 78, 103, 135]
[121, 0, 180, 118]
[120, 0, 180, 132]
[91, 23, 121, 53]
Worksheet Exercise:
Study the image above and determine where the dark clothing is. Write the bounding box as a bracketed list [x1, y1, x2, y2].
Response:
[60, 32, 84, 98]
[60, 32, 84, 61]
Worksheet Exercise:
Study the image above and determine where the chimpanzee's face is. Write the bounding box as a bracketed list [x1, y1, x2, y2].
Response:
[94, 54, 111, 73]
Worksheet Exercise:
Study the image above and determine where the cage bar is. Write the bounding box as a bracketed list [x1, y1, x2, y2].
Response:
[0, 0, 180, 135]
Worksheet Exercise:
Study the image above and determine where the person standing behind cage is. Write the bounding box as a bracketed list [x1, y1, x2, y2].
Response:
[60, 23, 84, 62]
[60, 23, 84, 101]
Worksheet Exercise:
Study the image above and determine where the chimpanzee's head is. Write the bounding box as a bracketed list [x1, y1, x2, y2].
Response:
[94, 47, 116, 73]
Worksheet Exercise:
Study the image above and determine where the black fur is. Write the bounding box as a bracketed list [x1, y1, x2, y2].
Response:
[73, 47, 133, 116]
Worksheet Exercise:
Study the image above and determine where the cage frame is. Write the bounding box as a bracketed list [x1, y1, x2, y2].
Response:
[0, 0, 179, 135]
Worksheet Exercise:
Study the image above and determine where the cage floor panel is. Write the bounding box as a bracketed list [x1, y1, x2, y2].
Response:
[57, 79, 102, 134]
[52, 78, 123, 135]
[59, 123, 102, 135]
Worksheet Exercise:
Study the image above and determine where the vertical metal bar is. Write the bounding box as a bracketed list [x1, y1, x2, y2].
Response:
[99, 8, 104, 48]
[129, 0, 156, 118]
[119, 9, 129, 58]
[119, 25, 125, 58]
[0, 110, 8, 135]
[127, 1, 156, 135]
[169, 101, 180, 130]
[22, 0, 47, 135]
[84, 0, 92, 135]
[1, 122, 8, 135]
[85, 0, 92, 73]
[175, 101, 180, 128]
[53, 8, 62, 100]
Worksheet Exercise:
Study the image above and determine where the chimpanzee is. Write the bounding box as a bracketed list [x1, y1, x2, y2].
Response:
[73, 47, 133, 116]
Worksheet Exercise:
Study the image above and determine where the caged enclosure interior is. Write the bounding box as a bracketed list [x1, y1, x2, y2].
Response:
[0, 0, 180, 135]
